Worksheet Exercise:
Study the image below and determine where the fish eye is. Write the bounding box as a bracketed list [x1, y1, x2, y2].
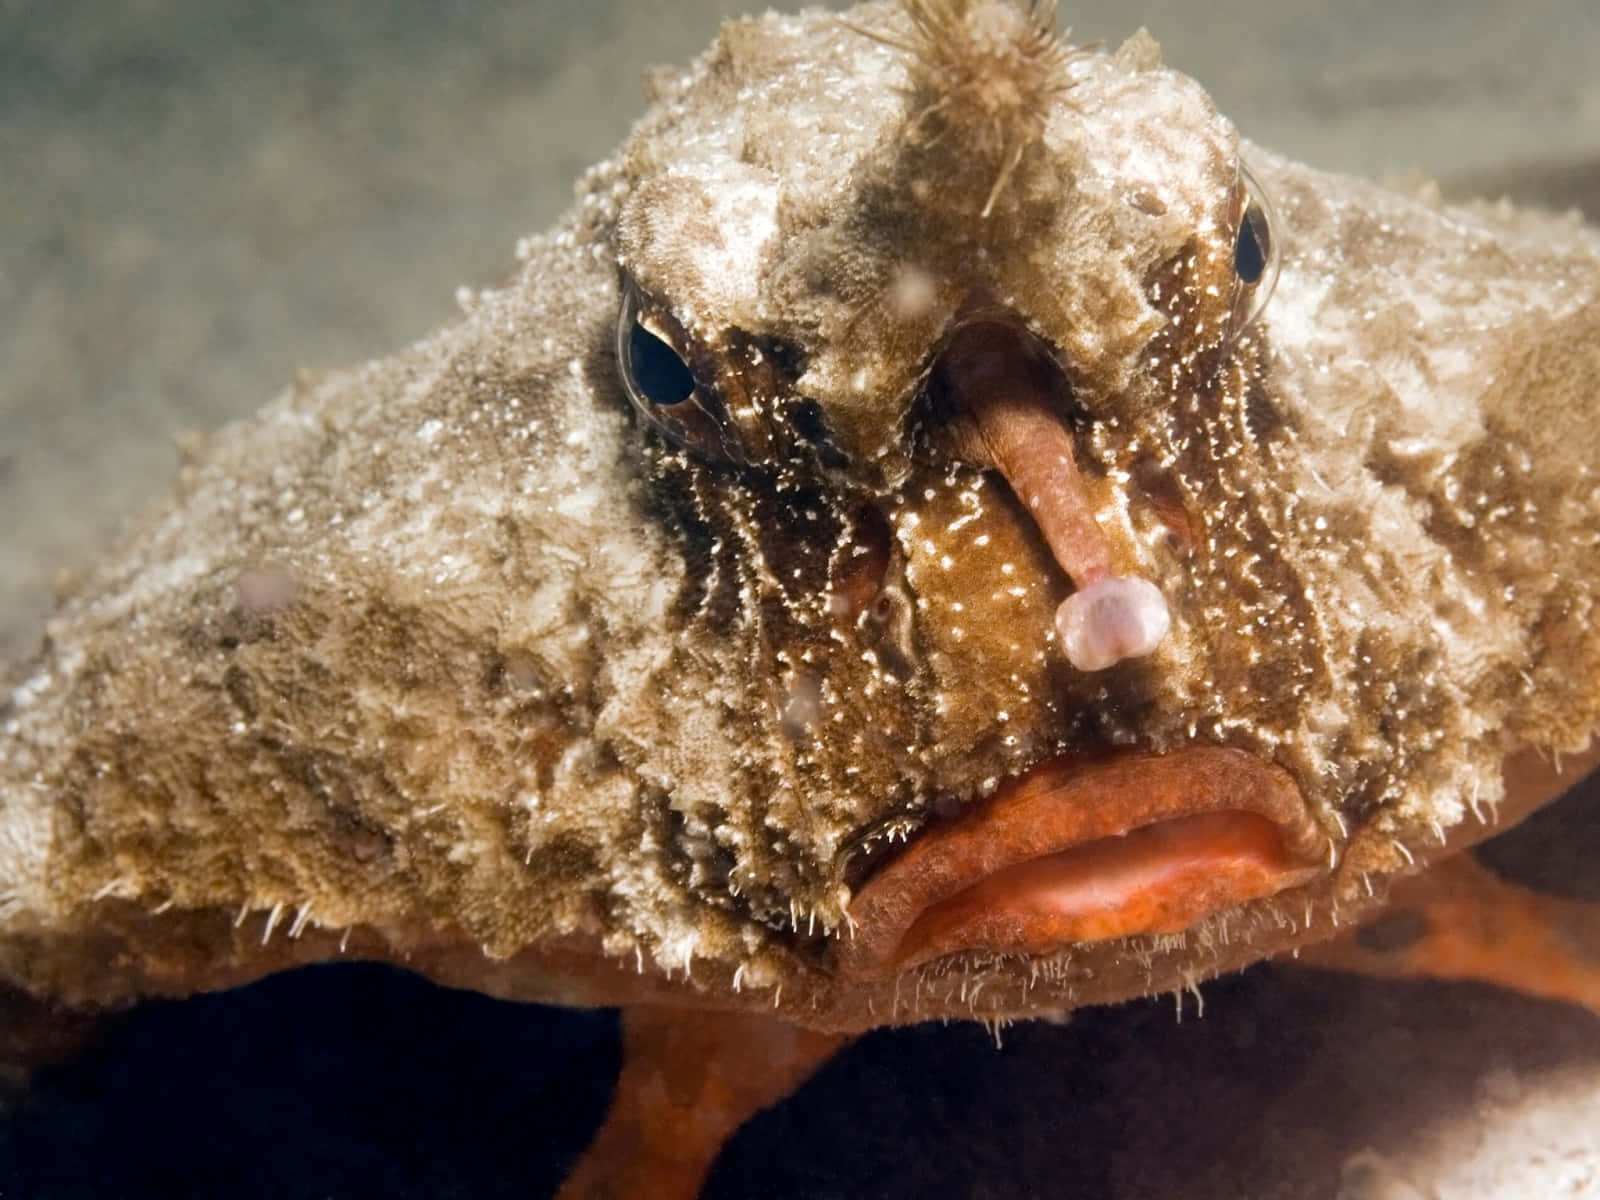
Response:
[615, 278, 749, 463]
[1234, 204, 1269, 285]
[619, 286, 696, 410]
[615, 277, 814, 467]
[1229, 161, 1282, 334]
[626, 319, 695, 408]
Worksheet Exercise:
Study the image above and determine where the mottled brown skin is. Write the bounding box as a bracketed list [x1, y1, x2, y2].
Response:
[3, 1, 1600, 1193]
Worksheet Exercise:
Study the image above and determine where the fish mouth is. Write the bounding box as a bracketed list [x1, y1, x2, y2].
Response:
[838, 747, 1331, 977]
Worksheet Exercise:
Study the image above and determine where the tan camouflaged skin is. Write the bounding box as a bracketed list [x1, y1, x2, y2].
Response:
[3, 2, 1597, 1032]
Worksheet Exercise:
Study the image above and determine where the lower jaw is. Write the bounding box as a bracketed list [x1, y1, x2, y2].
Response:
[837, 746, 1331, 978]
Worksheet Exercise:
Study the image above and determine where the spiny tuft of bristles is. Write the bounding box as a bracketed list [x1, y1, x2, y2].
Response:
[890, 1, 1081, 214]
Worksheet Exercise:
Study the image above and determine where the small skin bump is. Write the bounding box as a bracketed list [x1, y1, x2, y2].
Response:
[235, 563, 297, 616]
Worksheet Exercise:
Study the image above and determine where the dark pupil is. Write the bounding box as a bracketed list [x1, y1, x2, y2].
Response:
[629, 322, 695, 406]
[1234, 206, 1269, 285]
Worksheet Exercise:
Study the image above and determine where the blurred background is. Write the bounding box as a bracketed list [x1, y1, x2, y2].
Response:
[3, 2, 1600, 1196]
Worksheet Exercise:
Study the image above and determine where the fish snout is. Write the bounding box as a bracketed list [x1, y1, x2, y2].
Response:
[922, 314, 1171, 673]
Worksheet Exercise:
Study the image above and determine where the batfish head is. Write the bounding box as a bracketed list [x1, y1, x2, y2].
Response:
[595, 0, 1600, 1023]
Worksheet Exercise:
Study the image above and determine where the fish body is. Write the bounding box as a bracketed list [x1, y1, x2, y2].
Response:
[2, 0, 1599, 1044]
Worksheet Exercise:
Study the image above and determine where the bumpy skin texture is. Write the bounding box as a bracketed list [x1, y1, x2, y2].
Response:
[2, 1, 1598, 1034]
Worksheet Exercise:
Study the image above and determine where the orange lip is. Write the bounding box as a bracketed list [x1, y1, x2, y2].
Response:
[839, 747, 1330, 976]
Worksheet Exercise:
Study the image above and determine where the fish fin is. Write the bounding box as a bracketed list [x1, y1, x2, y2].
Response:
[1302, 847, 1600, 1016]
[559, 1005, 846, 1199]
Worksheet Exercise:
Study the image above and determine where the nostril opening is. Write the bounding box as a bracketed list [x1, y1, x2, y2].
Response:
[1130, 454, 1196, 558]
[829, 502, 893, 623]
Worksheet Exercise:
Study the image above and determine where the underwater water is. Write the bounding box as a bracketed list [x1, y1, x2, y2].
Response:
[4, 2, 1600, 1196]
